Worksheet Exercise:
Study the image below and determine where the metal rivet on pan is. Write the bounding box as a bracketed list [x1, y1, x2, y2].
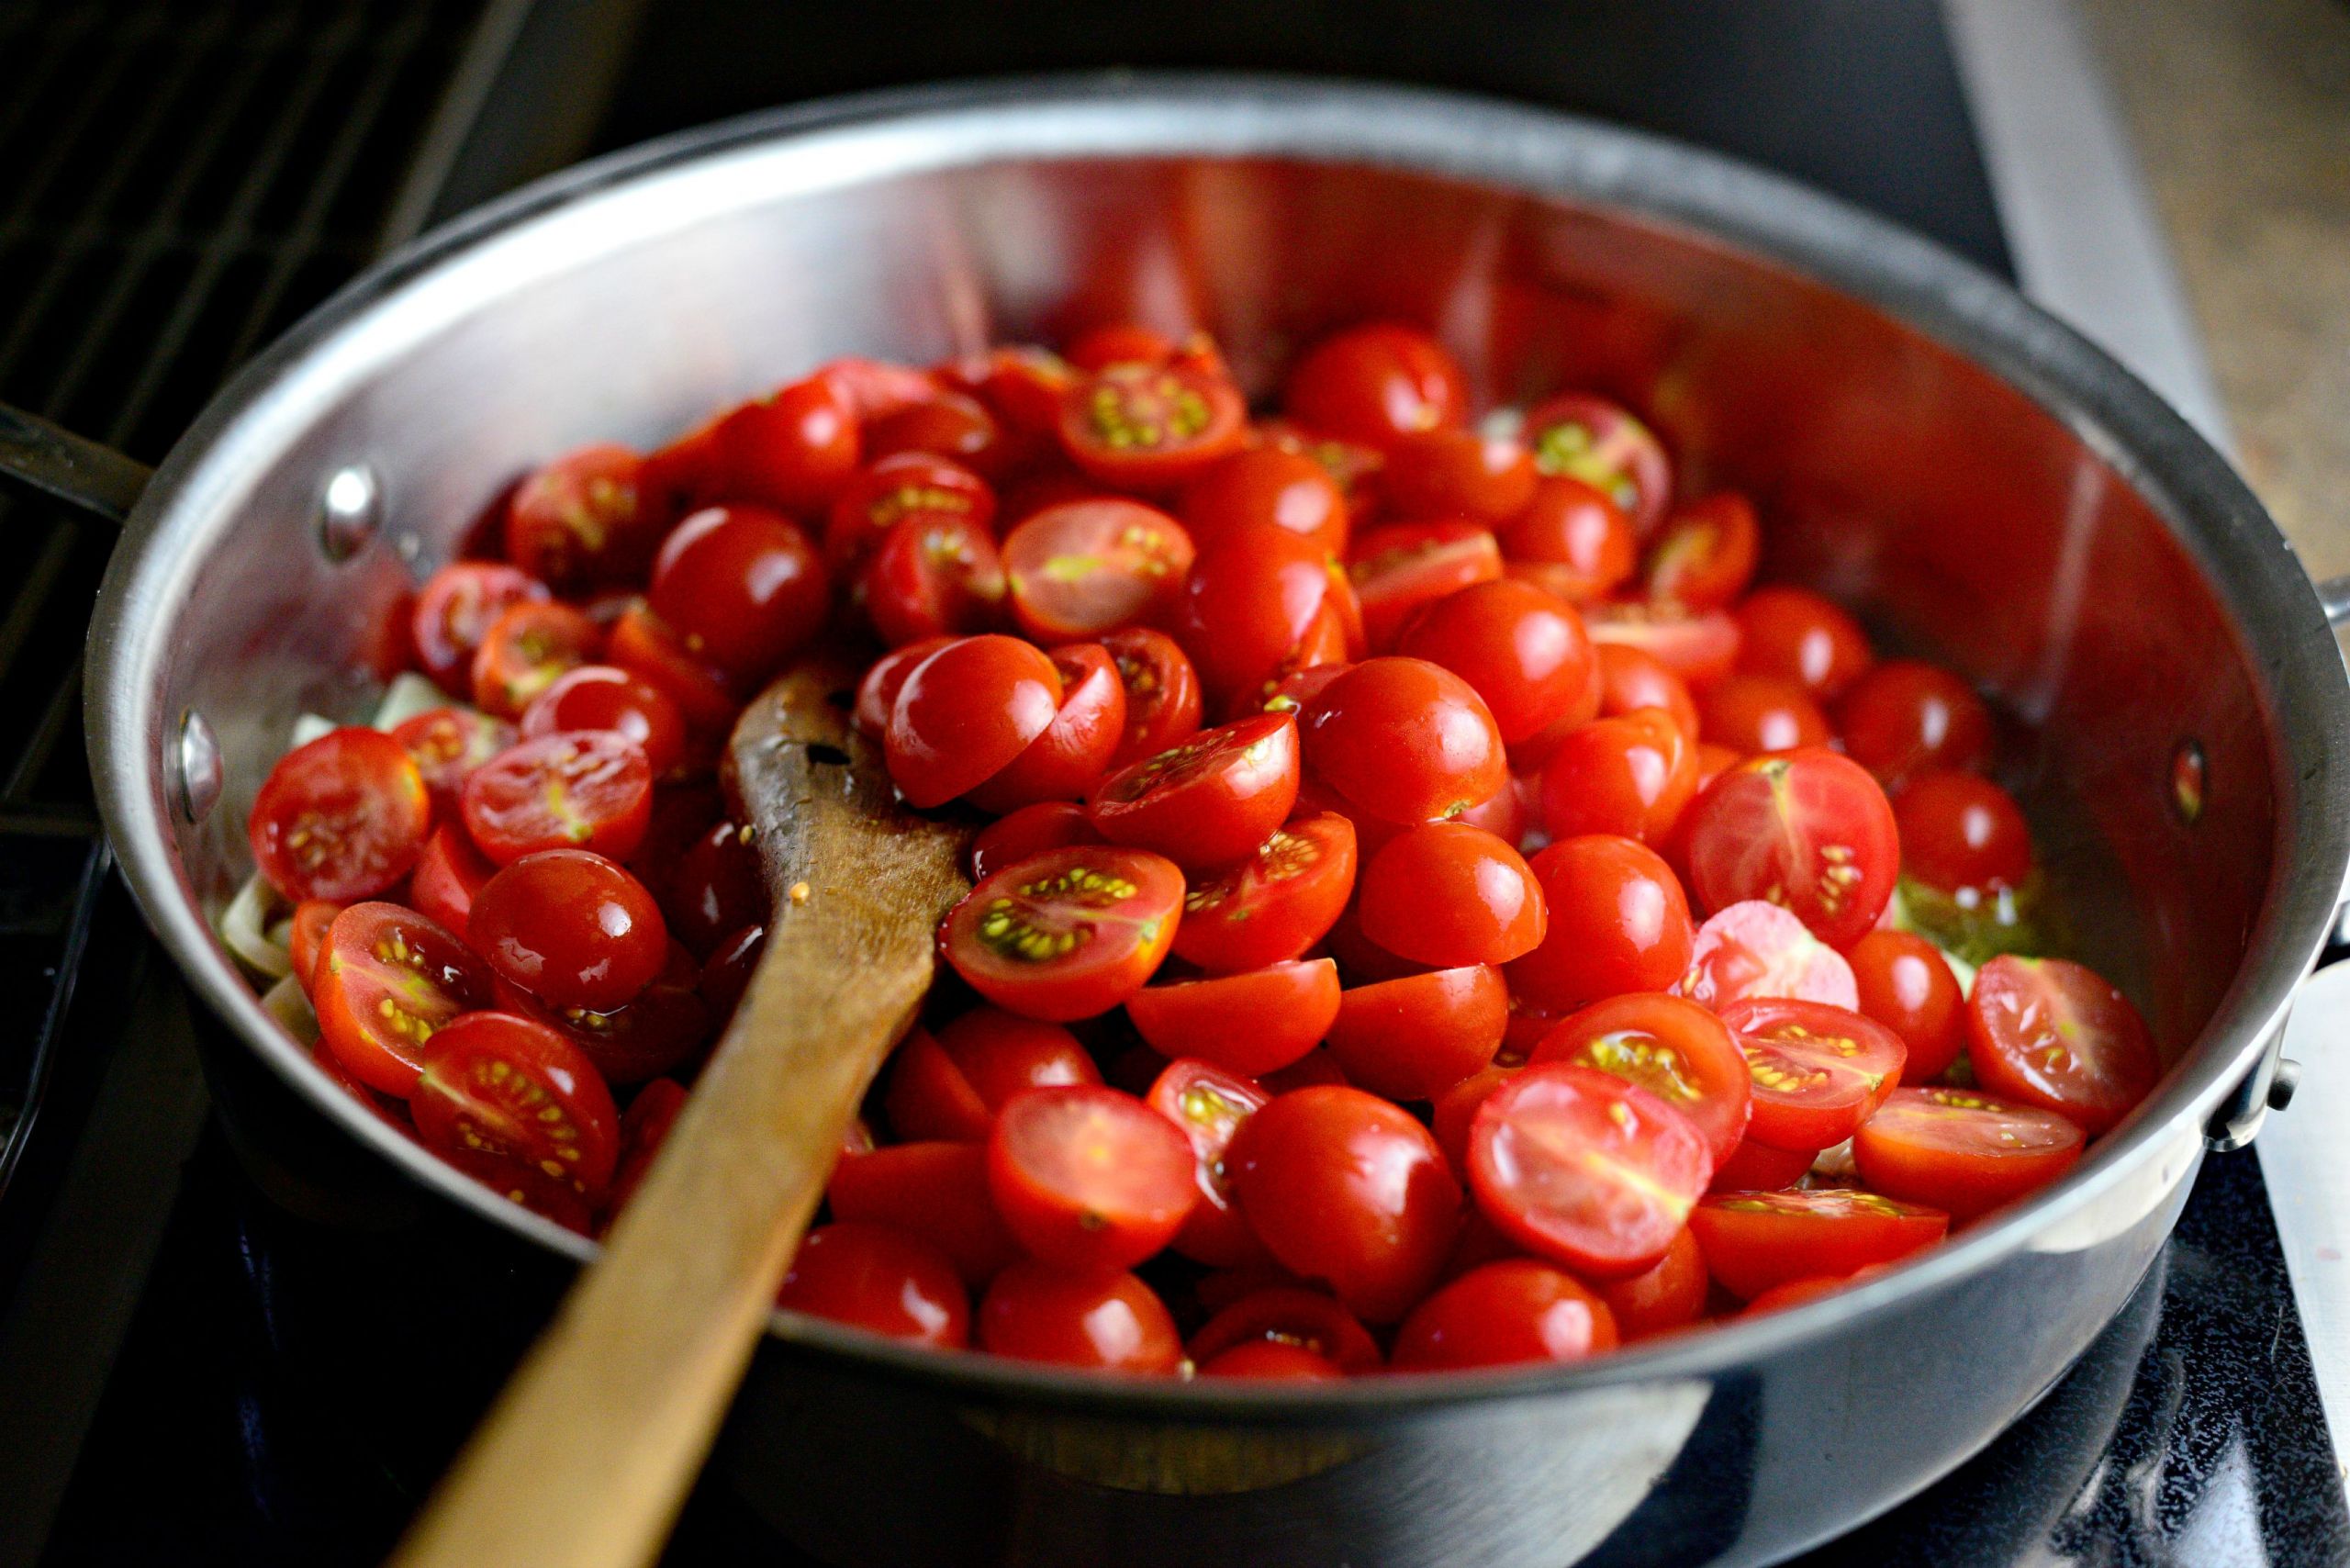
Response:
[2170, 740, 2206, 824]
[172, 708, 223, 824]
[319, 464, 380, 562]
[2270, 1058, 2302, 1112]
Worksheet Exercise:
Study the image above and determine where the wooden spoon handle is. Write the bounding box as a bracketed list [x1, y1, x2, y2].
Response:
[388, 664, 968, 1568]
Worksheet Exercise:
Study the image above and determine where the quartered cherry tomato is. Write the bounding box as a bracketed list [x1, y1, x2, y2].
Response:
[412, 563, 549, 696]
[1529, 992, 1751, 1163]
[1499, 476, 1637, 604]
[646, 505, 829, 683]
[1181, 445, 1349, 556]
[1002, 499, 1194, 643]
[825, 451, 995, 579]
[1146, 1057, 1273, 1267]
[1085, 712, 1300, 871]
[1696, 673, 1830, 756]
[1846, 930, 1966, 1081]
[1126, 958, 1339, 1077]
[1687, 1188, 1947, 1300]
[969, 801, 1105, 881]
[1506, 834, 1695, 1011]
[506, 443, 663, 591]
[1677, 900, 1858, 1014]
[1853, 1085, 2086, 1219]
[987, 1085, 1197, 1271]
[1356, 823, 1546, 967]
[467, 848, 667, 1012]
[249, 728, 431, 903]
[884, 634, 1063, 808]
[1171, 812, 1358, 974]
[1282, 322, 1468, 447]
[1735, 586, 1874, 702]
[1596, 1226, 1710, 1340]
[1391, 1259, 1617, 1372]
[519, 664, 687, 778]
[1395, 577, 1595, 746]
[777, 1222, 969, 1349]
[942, 844, 1183, 1021]
[1682, 747, 1900, 947]
[462, 730, 654, 864]
[977, 1261, 1181, 1372]
[411, 1010, 620, 1203]
[1895, 771, 2034, 893]
[1349, 520, 1504, 652]
[1521, 393, 1672, 537]
[395, 706, 517, 819]
[1835, 659, 1995, 790]
[1966, 956, 2158, 1136]
[828, 1141, 1023, 1285]
[1325, 965, 1509, 1101]
[1539, 708, 1698, 845]
[965, 643, 1128, 813]
[1719, 997, 1908, 1154]
[1058, 360, 1248, 490]
[1303, 656, 1506, 825]
[709, 373, 859, 512]
[1642, 492, 1759, 610]
[862, 513, 1007, 648]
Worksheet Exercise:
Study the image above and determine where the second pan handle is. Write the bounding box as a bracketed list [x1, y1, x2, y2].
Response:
[0, 403, 152, 527]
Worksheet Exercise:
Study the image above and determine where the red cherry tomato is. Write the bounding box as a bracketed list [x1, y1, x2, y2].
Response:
[1529, 992, 1751, 1163]
[519, 664, 688, 778]
[966, 643, 1129, 813]
[1853, 1084, 2087, 1219]
[1677, 900, 1858, 1014]
[646, 505, 829, 684]
[1469, 1063, 1712, 1277]
[1126, 958, 1339, 1077]
[698, 924, 764, 1022]
[395, 706, 517, 820]
[777, 1222, 969, 1349]
[1227, 1085, 1461, 1322]
[1499, 476, 1637, 603]
[825, 451, 995, 579]
[411, 563, 549, 696]
[828, 1141, 1022, 1285]
[663, 820, 763, 958]
[1521, 392, 1672, 537]
[1283, 323, 1469, 447]
[1058, 360, 1248, 489]
[884, 634, 1063, 808]
[1735, 586, 1874, 702]
[470, 600, 602, 720]
[1966, 956, 2158, 1136]
[1325, 965, 1508, 1101]
[1583, 601, 1740, 687]
[1304, 656, 1507, 825]
[1085, 712, 1300, 871]
[1356, 823, 1546, 967]
[1743, 1275, 1860, 1315]
[506, 443, 663, 591]
[969, 801, 1105, 881]
[818, 355, 947, 422]
[468, 848, 668, 1012]
[286, 900, 340, 995]
[1683, 748, 1900, 947]
[1197, 1342, 1341, 1379]
[508, 951, 712, 1089]
[1188, 1285, 1383, 1372]
[1595, 644, 1698, 736]
[605, 602, 739, 733]
[709, 373, 859, 511]
[1146, 1057, 1273, 1267]
[1174, 523, 1346, 707]
[1180, 446, 1348, 556]
[604, 1076, 688, 1215]
[1708, 1136, 1816, 1193]
[1391, 1259, 1617, 1371]
[1395, 577, 1595, 746]
[1696, 673, 1830, 756]
[1896, 771, 2034, 893]
[1506, 834, 1695, 1012]
[411, 1010, 620, 1201]
[942, 845, 1183, 1021]
[861, 513, 1007, 649]
[939, 1007, 1101, 1113]
[987, 1085, 1197, 1271]
[1719, 997, 1908, 1153]
[1101, 626, 1204, 767]
[881, 1027, 992, 1143]
[1432, 1066, 1518, 1179]
[1688, 1188, 1947, 1300]
[410, 823, 494, 937]
[1846, 930, 1966, 1081]
[977, 1261, 1181, 1372]
[1835, 659, 1995, 790]
[851, 635, 954, 740]
[1065, 324, 1173, 372]
[1382, 428, 1537, 522]
[1539, 708, 1698, 846]
[867, 389, 1006, 478]
[1596, 1226, 1709, 1340]
[248, 728, 431, 903]
[1348, 520, 1504, 652]
[1001, 498, 1195, 644]
[462, 730, 654, 864]
[1171, 812, 1358, 974]
[1642, 492, 1759, 610]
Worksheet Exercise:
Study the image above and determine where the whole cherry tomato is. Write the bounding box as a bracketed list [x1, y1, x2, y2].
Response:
[1126, 958, 1339, 1077]
[1180, 445, 1348, 556]
[1895, 770, 2035, 893]
[1688, 1188, 1947, 1300]
[462, 730, 654, 864]
[1835, 659, 1994, 790]
[1966, 956, 2157, 1136]
[1499, 476, 1637, 604]
[1735, 586, 1874, 701]
[1390, 1259, 1617, 1372]
[1085, 712, 1301, 870]
[1846, 930, 1966, 1081]
[1682, 747, 1900, 947]
[1355, 823, 1546, 966]
[411, 563, 548, 696]
[411, 1010, 621, 1203]
[1395, 577, 1595, 745]
[777, 1222, 969, 1349]
[884, 634, 1063, 808]
[1529, 992, 1751, 1163]
[941, 844, 1183, 1021]
[1304, 656, 1506, 825]
[468, 848, 668, 1013]
[1002, 499, 1195, 643]
[1696, 673, 1830, 756]
[1324, 965, 1508, 1101]
[1505, 834, 1695, 1011]
[1852, 1085, 2086, 1219]
[1282, 323, 1469, 448]
[1171, 812, 1358, 974]
[1058, 360, 1248, 490]
[977, 1261, 1181, 1372]
[248, 728, 431, 903]
[646, 505, 830, 683]
[1145, 1057, 1274, 1267]
[1520, 392, 1672, 537]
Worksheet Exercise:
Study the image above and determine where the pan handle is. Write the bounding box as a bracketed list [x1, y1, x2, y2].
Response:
[2318, 574, 2350, 630]
[0, 402, 152, 526]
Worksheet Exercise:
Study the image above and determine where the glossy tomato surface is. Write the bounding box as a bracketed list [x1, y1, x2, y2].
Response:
[1126, 959, 1338, 1077]
[462, 730, 654, 864]
[1720, 997, 1908, 1154]
[249, 728, 431, 903]
[1002, 499, 1195, 643]
[884, 634, 1063, 808]
[1395, 577, 1595, 745]
[1853, 1084, 2086, 1219]
[1171, 813, 1358, 974]
[1846, 930, 1965, 1081]
[1506, 835, 1695, 1011]
[1304, 656, 1507, 825]
[1146, 1057, 1273, 1267]
[468, 849, 667, 1012]
[976, 1262, 1181, 1372]
[1529, 992, 1751, 1163]
[1356, 823, 1546, 967]
[1688, 1187, 1947, 1300]
[987, 1086, 1197, 1271]
[1682, 748, 1899, 947]
[1966, 956, 2158, 1136]
[1085, 713, 1301, 871]
[1325, 965, 1509, 1101]
[312, 902, 493, 1095]
[1282, 322, 1468, 447]
[942, 844, 1182, 1021]
[1390, 1260, 1617, 1372]
[411, 1010, 621, 1204]
[777, 1222, 969, 1349]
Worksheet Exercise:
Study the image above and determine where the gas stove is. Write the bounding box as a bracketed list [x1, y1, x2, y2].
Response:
[0, 3, 2341, 1564]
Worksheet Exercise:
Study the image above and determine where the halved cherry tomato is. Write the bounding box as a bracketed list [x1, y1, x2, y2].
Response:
[439, 1144, 596, 1234]
[818, 355, 947, 423]
[470, 600, 603, 719]
[1189, 1285, 1382, 1372]
[1085, 712, 1300, 871]
[1180, 445, 1348, 556]
[411, 1011, 620, 1203]
[1058, 360, 1248, 490]
[969, 801, 1105, 881]
[1126, 958, 1339, 1077]
[1174, 523, 1346, 707]
[1172, 812, 1358, 974]
[1382, 428, 1537, 523]
[1835, 659, 1995, 790]
[1584, 601, 1740, 686]
[1539, 708, 1697, 845]
[249, 727, 431, 902]
[1676, 900, 1858, 1013]
[1896, 771, 2034, 893]
[828, 1140, 1023, 1284]
[462, 730, 654, 864]
[1499, 476, 1637, 603]
[1325, 964, 1508, 1101]
[605, 602, 739, 734]
[1696, 674, 1830, 756]
[410, 823, 494, 937]
[1521, 392, 1672, 537]
[519, 664, 687, 778]
[1395, 577, 1595, 746]
[1506, 834, 1695, 1011]
[663, 819, 763, 958]
[287, 900, 341, 995]
[1002, 498, 1195, 644]
[942, 844, 1183, 1021]
[881, 1027, 992, 1143]
[1282, 322, 1468, 448]
[1101, 626, 1204, 767]
[1852, 1085, 2086, 1219]
[868, 389, 1005, 478]
[1846, 930, 1966, 1081]
[1226, 1085, 1460, 1322]
[937, 1007, 1100, 1114]
[1433, 1066, 1519, 1179]
[506, 443, 663, 591]
[1529, 992, 1751, 1163]
[1966, 956, 2158, 1136]
[1356, 823, 1546, 966]
[966, 643, 1128, 813]
[1687, 1187, 1947, 1300]
[411, 563, 549, 696]
[851, 635, 954, 740]
[1642, 492, 1759, 610]
[1146, 1057, 1273, 1267]
[777, 1222, 969, 1349]
[1197, 1341, 1341, 1379]
[468, 848, 668, 1012]
[1742, 1275, 1858, 1315]
[709, 373, 859, 512]
[1066, 324, 1174, 373]
[1390, 1259, 1617, 1371]
[1596, 1226, 1709, 1340]
[885, 634, 1063, 808]
[1720, 997, 1908, 1153]
[862, 513, 1007, 648]
[1683, 747, 1900, 947]
[1735, 586, 1874, 702]
[509, 952, 712, 1088]
[604, 1076, 687, 1215]
[1349, 520, 1503, 652]
[394, 706, 517, 819]
[1469, 1062, 1712, 1278]
[1707, 1136, 1815, 1193]
[646, 505, 829, 684]
[977, 1260, 1181, 1372]
[698, 924, 763, 1022]
[987, 1085, 1197, 1271]
[825, 451, 995, 579]
[1304, 656, 1507, 825]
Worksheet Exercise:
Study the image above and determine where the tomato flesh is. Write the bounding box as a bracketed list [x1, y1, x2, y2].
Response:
[1719, 997, 1907, 1154]
[1683, 748, 1899, 947]
[1966, 955, 2157, 1136]
[942, 845, 1183, 1021]
[1688, 1187, 1947, 1300]
[1852, 1084, 2086, 1219]
[987, 1085, 1198, 1271]
[1085, 712, 1301, 871]
[462, 729, 655, 864]
[250, 727, 432, 904]
[1528, 992, 1751, 1164]
[411, 1010, 621, 1204]
[312, 902, 493, 1095]
[1676, 900, 1858, 1014]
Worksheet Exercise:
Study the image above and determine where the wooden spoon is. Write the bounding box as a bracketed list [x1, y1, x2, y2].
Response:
[388, 656, 970, 1568]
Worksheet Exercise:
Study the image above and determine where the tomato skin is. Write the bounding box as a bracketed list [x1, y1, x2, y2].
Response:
[461, 730, 654, 865]
[861, 513, 1008, 649]
[977, 1261, 1182, 1373]
[520, 664, 688, 778]
[663, 820, 764, 959]
[412, 564, 550, 696]
[1595, 644, 1697, 738]
[1002, 499, 1195, 644]
[468, 848, 669, 1013]
[287, 900, 341, 995]
[1188, 1285, 1384, 1372]
[1895, 771, 2034, 893]
[1744, 1275, 1859, 1315]
[1349, 519, 1505, 653]
[885, 634, 1063, 808]
[1356, 823, 1546, 967]
[829, 1141, 1024, 1285]
[1735, 586, 1874, 702]
[1384, 428, 1537, 523]
[606, 603, 740, 734]
[1174, 523, 1344, 708]
[1707, 1137, 1815, 1193]
[1500, 476, 1637, 604]
[1506, 835, 1695, 1012]
[1683, 747, 1900, 948]
[698, 924, 764, 1022]
[604, 1076, 687, 1217]
[943, 845, 1183, 1021]
[506, 443, 663, 591]
[1181, 446, 1348, 556]
[1966, 956, 2158, 1136]
[1688, 1188, 1948, 1300]
[1835, 659, 1995, 790]
[1197, 1342, 1341, 1379]
[1846, 931, 1965, 1080]
[1522, 393, 1673, 537]
[1304, 656, 1507, 825]
[646, 506, 830, 684]
[1226, 1086, 1462, 1322]
[825, 451, 995, 580]
[710, 373, 860, 512]
[1596, 1226, 1709, 1340]
[411, 1010, 621, 1201]
[1391, 1259, 1617, 1372]
[1530, 992, 1752, 1164]
[851, 635, 954, 740]
[1696, 673, 1830, 756]
[249, 728, 432, 903]
[1853, 1085, 2086, 1218]
[1172, 812, 1358, 974]
[1539, 708, 1698, 846]
[1058, 360, 1248, 490]
[1146, 1057, 1274, 1267]
[867, 389, 1006, 478]
[1126, 958, 1338, 1077]
[938, 1006, 1101, 1113]
[1720, 996, 1908, 1154]
[395, 706, 518, 821]
[970, 801, 1104, 881]
[1677, 900, 1858, 1014]
[1283, 323, 1469, 448]
[1395, 577, 1595, 746]
[987, 1085, 1198, 1271]
[1642, 492, 1760, 611]
[1101, 626, 1204, 767]
[1085, 713, 1300, 871]
[882, 1027, 993, 1143]
[966, 644, 1128, 813]
[1326, 965, 1509, 1101]
[1469, 1063, 1713, 1278]
[777, 1222, 969, 1349]
[1066, 324, 1173, 373]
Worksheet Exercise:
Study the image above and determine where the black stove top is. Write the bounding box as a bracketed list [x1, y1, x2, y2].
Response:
[2, 3, 2343, 1565]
